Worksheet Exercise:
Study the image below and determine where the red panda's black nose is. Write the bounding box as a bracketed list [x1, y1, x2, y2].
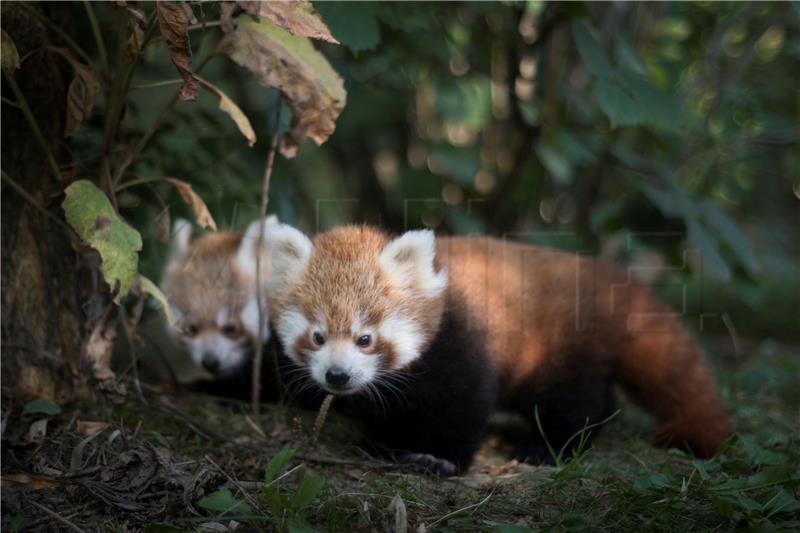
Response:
[325, 367, 350, 388]
[202, 354, 220, 374]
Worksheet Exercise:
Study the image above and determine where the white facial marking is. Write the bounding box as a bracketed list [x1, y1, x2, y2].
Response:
[187, 333, 246, 374]
[276, 307, 310, 362]
[379, 229, 448, 299]
[241, 296, 270, 343]
[379, 312, 423, 369]
[167, 218, 193, 263]
[307, 340, 379, 395]
[216, 307, 231, 328]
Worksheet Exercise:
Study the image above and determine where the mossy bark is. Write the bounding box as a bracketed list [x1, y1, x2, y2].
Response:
[1, 3, 86, 404]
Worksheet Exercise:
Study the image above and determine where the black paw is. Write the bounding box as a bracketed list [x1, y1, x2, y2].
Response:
[397, 452, 457, 477]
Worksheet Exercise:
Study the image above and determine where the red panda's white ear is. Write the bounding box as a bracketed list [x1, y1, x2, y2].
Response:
[379, 229, 447, 299]
[235, 216, 280, 279]
[168, 218, 194, 262]
[265, 223, 313, 291]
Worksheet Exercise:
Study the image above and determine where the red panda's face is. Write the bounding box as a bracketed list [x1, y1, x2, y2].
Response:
[161, 218, 275, 376]
[267, 225, 447, 395]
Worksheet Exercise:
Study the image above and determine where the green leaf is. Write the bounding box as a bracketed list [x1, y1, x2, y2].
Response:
[62, 180, 142, 302]
[263, 486, 286, 516]
[427, 145, 480, 185]
[617, 70, 682, 131]
[289, 474, 325, 510]
[710, 466, 799, 493]
[638, 182, 693, 219]
[287, 515, 317, 533]
[433, 76, 492, 130]
[613, 36, 646, 75]
[687, 219, 732, 281]
[264, 448, 295, 484]
[315, 2, 380, 54]
[700, 201, 759, 278]
[594, 79, 643, 128]
[21, 399, 62, 416]
[536, 142, 572, 185]
[763, 489, 800, 518]
[197, 489, 253, 515]
[571, 19, 613, 79]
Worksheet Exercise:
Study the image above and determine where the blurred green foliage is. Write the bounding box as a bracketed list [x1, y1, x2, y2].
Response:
[61, 2, 798, 337]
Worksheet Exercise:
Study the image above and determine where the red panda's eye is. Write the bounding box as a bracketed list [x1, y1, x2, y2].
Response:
[356, 334, 372, 348]
[313, 332, 325, 346]
[184, 324, 199, 337]
[222, 323, 239, 338]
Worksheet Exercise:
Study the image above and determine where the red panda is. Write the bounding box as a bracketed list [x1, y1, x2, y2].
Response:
[160, 216, 282, 400]
[266, 224, 732, 475]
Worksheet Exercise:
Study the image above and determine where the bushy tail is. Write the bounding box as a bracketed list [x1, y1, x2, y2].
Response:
[617, 289, 732, 458]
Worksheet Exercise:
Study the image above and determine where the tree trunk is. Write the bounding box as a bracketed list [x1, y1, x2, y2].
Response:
[1, 3, 86, 406]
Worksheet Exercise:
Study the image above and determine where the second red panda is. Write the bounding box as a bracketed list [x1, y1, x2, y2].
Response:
[266, 224, 732, 475]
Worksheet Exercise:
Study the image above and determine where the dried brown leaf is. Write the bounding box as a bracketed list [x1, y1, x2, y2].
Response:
[1, 29, 20, 71]
[198, 78, 257, 146]
[217, 17, 346, 158]
[220, 1, 239, 33]
[0, 474, 63, 490]
[49, 47, 101, 136]
[77, 420, 110, 437]
[84, 311, 118, 384]
[156, 1, 198, 101]
[163, 177, 217, 230]
[254, 1, 338, 44]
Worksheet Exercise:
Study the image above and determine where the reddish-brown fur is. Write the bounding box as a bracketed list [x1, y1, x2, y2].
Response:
[437, 236, 732, 457]
[162, 232, 250, 334]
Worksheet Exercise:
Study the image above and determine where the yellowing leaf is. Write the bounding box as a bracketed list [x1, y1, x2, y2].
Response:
[62, 180, 142, 302]
[137, 274, 176, 326]
[198, 78, 256, 147]
[163, 177, 217, 231]
[49, 47, 101, 136]
[1, 29, 20, 71]
[217, 16, 346, 158]
[156, 1, 198, 101]
[250, 0, 339, 44]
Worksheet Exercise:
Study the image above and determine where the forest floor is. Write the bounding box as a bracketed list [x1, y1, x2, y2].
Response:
[2, 336, 799, 532]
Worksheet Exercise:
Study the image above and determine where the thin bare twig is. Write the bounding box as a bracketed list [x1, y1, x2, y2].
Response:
[113, 53, 216, 186]
[252, 104, 283, 415]
[426, 490, 494, 530]
[29, 501, 88, 533]
[118, 297, 147, 405]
